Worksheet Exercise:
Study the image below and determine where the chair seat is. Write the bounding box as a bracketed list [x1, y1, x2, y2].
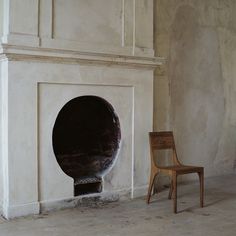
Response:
[160, 165, 203, 174]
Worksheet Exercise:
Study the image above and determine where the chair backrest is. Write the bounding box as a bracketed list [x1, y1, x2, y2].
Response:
[149, 131, 181, 167]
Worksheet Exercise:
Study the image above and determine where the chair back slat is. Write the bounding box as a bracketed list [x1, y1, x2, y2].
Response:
[149, 131, 175, 150]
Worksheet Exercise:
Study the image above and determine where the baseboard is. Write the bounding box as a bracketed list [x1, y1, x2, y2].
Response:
[3, 202, 40, 219]
[1, 186, 148, 218]
[132, 185, 148, 198]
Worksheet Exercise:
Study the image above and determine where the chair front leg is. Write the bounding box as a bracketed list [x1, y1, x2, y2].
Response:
[146, 171, 158, 204]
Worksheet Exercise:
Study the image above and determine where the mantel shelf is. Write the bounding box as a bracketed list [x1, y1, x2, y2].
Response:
[0, 44, 165, 70]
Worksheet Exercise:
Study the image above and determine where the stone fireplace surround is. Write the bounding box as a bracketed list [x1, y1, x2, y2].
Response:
[0, 0, 163, 218]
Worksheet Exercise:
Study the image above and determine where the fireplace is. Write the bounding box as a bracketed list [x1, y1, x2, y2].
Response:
[52, 95, 121, 195]
[0, 0, 163, 218]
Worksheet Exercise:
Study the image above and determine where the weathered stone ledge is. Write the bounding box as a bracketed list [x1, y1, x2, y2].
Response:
[0, 44, 165, 69]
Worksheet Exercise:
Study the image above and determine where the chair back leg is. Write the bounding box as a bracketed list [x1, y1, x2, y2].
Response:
[168, 179, 173, 200]
[173, 172, 178, 213]
[198, 170, 204, 208]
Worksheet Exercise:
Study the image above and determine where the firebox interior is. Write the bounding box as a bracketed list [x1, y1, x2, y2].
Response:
[52, 96, 121, 196]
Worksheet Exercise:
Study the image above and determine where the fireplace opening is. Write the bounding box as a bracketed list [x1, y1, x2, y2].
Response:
[52, 96, 121, 196]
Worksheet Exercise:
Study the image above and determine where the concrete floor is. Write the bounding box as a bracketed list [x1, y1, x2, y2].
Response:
[0, 174, 236, 236]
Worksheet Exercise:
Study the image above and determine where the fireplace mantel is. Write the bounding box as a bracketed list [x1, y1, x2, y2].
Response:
[0, 0, 164, 219]
[0, 44, 164, 69]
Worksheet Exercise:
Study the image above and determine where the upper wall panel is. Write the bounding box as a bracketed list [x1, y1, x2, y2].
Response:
[53, 0, 122, 47]
[9, 0, 38, 36]
[2, 0, 154, 56]
[135, 0, 153, 49]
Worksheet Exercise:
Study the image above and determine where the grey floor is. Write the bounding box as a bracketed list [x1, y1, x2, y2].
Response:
[1, 174, 236, 236]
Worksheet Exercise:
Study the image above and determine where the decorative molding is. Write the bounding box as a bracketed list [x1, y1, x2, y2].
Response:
[39, 0, 53, 39]
[8, 0, 39, 38]
[132, 0, 136, 55]
[5, 33, 40, 47]
[38, 0, 41, 37]
[50, 0, 123, 48]
[123, 0, 133, 48]
[122, 0, 125, 47]
[40, 37, 137, 56]
[51, 0, 55, 39]
[0, 44, 165, 69]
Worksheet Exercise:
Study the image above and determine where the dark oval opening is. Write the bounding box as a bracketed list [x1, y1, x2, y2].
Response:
[52, 96, 121, 182]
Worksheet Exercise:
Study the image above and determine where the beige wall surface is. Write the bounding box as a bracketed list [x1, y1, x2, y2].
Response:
[154, 0, 236, 178]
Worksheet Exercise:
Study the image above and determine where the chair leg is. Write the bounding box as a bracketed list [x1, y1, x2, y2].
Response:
[168, 179, 173, 200]
[153, 176, 158, 195]
[153, 183, 158, 195]
[173, 172, 177, 213]
[146, 171, 158, 204]
[198, 170, 204, 208]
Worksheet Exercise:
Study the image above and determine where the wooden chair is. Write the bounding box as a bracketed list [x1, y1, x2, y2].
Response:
[146, 131, 204, 213]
